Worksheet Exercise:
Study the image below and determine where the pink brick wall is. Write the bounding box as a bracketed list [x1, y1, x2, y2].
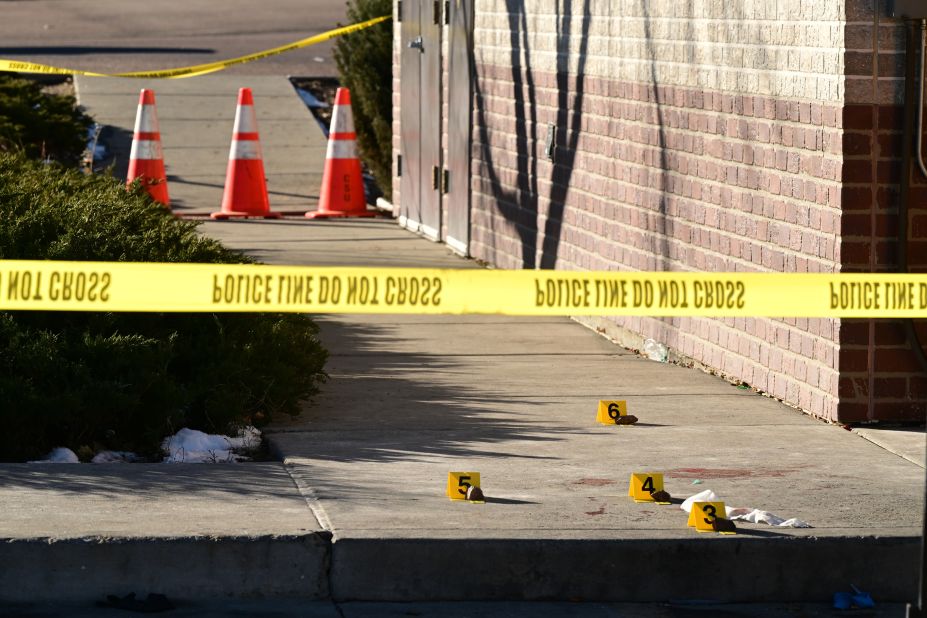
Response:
[838, 4, 927, 422]
[470, 60, 844, 420]
[391, 5, 402, 208]
[390, 0, 927, 423]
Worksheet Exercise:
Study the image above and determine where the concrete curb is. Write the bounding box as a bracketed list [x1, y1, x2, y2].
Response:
[1, 529, 917, 603]
[0, 534, 331, 603]
[328, 535, 920, 602]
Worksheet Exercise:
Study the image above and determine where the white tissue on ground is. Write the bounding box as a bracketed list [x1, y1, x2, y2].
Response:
[682, 488, 812, 528]
[28, 447, 79, 463]
[161, 426, 261, 463]
[680, 488, 720, 512]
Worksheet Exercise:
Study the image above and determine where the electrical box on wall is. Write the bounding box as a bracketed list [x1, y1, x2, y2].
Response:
[893, 0, 927, 18]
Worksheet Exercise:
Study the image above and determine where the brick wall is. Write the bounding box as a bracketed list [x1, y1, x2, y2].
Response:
[839, 2, 927, 421]
[468, 0, 846, 421]
[390, 0, 927, 422]
[391, 3, 402, 207]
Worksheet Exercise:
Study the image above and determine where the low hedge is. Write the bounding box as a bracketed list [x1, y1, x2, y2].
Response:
[0, 153, 327, 461]
[0, 75, 91, 165]
[334, 0, 392, 200]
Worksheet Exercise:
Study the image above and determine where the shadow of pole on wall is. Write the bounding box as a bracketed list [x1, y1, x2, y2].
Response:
[539, 0, 592, 269]
[471, 0, 539, 268]
[472, 0, 592, 269]
[641, 0, 672, 270]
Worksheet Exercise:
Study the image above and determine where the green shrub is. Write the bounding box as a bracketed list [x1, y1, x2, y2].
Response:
[0, 153, 327, 461]
[0, 75, 91, 166]
[334, 0, 393, 200]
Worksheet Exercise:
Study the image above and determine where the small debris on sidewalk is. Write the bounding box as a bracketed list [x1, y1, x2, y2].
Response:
[682, 489, 812, 528]
[651, 489, 672, 504]
[642, 338, 668, 362]
[466, 486, 485, 503]
[712, 517, 737, 534]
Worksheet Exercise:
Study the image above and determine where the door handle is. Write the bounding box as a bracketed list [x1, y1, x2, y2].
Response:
[408, 36, 424, 52]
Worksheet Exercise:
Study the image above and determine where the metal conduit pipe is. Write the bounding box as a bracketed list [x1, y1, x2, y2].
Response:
[901, 18, 927, 618]
[917, 21, 927, 180]
[900, 19, 927, 376]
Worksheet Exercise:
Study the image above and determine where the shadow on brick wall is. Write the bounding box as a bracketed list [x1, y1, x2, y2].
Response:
[473, 0, 592, 269]
[641, 1, 672, 269]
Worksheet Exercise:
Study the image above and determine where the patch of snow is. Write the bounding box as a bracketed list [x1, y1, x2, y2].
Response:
[161, 426, 261, 463]
[91, 451, 141, 463]
[29, 447, 79, 463]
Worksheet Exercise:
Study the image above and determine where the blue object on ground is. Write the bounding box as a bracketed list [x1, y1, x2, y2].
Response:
[834, 586, 876, 610]
[850, 585, 876, 609]
[296, 88, 329, 109]
[833, 592, 852, 609]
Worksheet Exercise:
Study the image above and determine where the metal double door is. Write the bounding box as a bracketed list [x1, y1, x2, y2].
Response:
[400, 0, 472, 253]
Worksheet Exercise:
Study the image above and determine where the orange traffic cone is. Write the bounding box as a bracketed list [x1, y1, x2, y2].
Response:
[126, 89, 169, 206]
[306, 88, 375, 219]
[212, 88, 281, 220]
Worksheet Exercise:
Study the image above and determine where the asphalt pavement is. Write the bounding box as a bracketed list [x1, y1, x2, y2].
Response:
[0, 73, 923, 610]
[0, 0, 347, 77]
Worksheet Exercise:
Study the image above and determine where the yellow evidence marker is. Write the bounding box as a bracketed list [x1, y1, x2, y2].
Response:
[596, 400, 628, 424]
[447, 472, 481, 502]
[688, 501, 733, 533]
[628, 472, 667, 502]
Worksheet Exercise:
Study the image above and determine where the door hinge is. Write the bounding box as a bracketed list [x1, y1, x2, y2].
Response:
[444, 0, 450, 24]
[433, 0, 440, 24]
[441, 168, 450, 194]
[397, 0, 402, 21]
[432, 165, 440, 190]
[397, 154, 402, 177]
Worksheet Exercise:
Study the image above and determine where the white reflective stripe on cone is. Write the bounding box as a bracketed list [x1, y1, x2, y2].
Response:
[130, 140, 163, 160]
[326, 139, 356, 160]
[229, 139, 263, 160]
[330, 105, 355, 134]
[133, 105, 160, 132]
[232, 106, 259, 133]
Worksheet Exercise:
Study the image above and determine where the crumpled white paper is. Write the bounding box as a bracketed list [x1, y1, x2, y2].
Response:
[726, 507, 812, 528]
[680, 488, 721, 513]
[681, 488, 812, 528]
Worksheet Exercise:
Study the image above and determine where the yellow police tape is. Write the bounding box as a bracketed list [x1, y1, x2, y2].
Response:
[2, 260, 927, 317]
[0, 16, 390, 79]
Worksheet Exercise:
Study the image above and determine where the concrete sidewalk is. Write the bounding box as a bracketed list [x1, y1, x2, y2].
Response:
[0, 75, 923, 608]
[201, 219, 925, 603]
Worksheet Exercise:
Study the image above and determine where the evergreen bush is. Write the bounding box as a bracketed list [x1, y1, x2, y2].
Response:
[0, 153, 327, 461]
[334, 0, 393, 200]
[0, 75, 91, 165]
